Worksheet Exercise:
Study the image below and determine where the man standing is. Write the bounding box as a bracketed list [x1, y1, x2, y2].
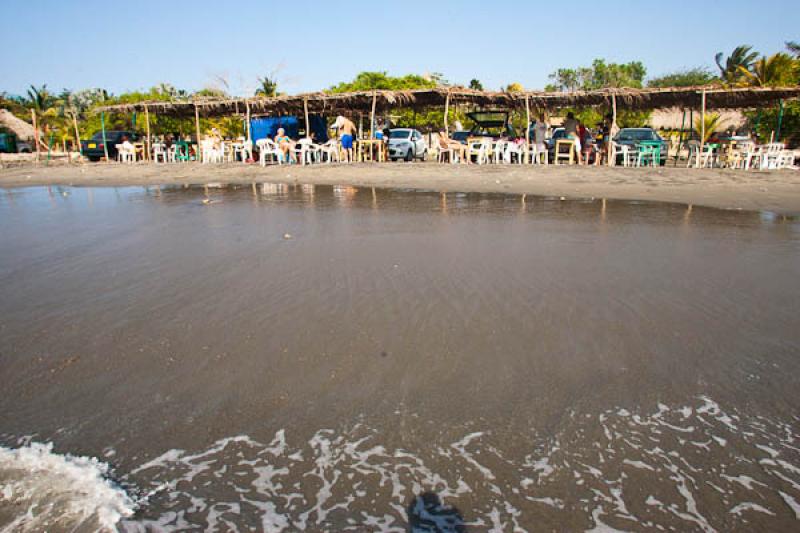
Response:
[563, 111, 582, 164]
[331, 115, 357, 163]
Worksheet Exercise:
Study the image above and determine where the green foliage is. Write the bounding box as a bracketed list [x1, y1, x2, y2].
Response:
[694, 113, 724, 143]
[737, 53, 798, 87]
[255, 76, 278, 97]
[788, 41, 800, 57]
[648, 67, 717, 87]
[329, 71, 439, 93]
[715, 45, 759, 85]
[546, 59, 647, 91]
[468, 79, 483, 91]
[745, 101, 800, 145]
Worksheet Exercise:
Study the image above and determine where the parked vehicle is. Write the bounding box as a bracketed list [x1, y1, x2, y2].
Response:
[451, 111, 517, 143]
[81, 130, 138, 161]
[0, 133, 18, 153]
[613, 128, 668, 165]
[388, 128, 427, 161]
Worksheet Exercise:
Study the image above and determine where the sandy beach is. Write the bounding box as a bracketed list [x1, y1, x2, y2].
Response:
[2, 161, 800, 214]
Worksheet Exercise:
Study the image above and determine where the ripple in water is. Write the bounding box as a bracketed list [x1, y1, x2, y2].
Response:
[106, 396, 800, 531]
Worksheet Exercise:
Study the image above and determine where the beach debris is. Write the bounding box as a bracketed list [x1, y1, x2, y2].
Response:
[560, 196, 566, 201]
[495, 180, 501, 184]
[283, 233, 293, 240]
[201, 198, 212, 205]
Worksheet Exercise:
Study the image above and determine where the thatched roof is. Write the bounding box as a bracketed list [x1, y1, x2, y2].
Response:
[95, 86, 800, 118]
[0, 109, 36, 140]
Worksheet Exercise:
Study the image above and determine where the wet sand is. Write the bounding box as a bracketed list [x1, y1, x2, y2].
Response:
[1, 161, 800, 214]
[1, 184, 799, 531]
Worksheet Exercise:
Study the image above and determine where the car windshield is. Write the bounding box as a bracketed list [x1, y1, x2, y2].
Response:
[91, 132, 122, 141]
[389, 130, 410, 139]
[618, 130, 658, 141]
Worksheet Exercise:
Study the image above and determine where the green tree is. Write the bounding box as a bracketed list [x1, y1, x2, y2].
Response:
[715, 45, 759, 85]
[648, 67, 717, 87]
[255, 76, 278, 97]
[695, 113, 724, 143]
[468, 79, 483, 91]
[786, 40, 800, 57]
[737, 53, 798, 87]
[329, 71, 439, 92]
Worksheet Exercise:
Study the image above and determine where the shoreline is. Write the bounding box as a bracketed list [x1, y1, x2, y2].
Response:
[2, 162, 800, 214]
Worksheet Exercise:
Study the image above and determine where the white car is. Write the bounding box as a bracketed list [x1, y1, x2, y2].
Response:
[388, 128, 427, 161]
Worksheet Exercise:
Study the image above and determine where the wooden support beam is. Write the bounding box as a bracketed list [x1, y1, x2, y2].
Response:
[72, 111, 81, 159]
[303, 97, 310, 138]
[194, 103, 201, 162]
[444, 90, 450, 136]
[144, 105, 151, 161]
[31, 109, 40, 161]
[101, 111, 109, 162]
[608, 94, 617, 167]
[370, 91, 377, 139]
[245, 100, 252, 142]
[524, 94, 531, 164]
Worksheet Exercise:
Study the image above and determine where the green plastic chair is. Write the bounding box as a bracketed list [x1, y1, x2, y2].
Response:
[173, 141, 191, 162]
[637, 141, 661, 167]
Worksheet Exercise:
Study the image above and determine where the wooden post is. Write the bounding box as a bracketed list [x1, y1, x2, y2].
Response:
[444, 90, 450, 136]
[370, 90, 377, 139]
[194, 103, 201, 162]
[100, 111, 109, 161]
[303, 97, 310, 138]
[245, 100, 251, 142]
[608, 93, 617, 166]
[524, 94, 531, 164]
[31, 109, 40, 161]
[700, 89, 706, 151]
[144, 105, 151, 162]
[72, 111, 81, 158]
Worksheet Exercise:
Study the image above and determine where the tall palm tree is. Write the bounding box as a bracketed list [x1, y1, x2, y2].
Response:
[738, 53, 797, 87]
[255, 76, 278, 97]
[715, 45, 759, 85]
[787, 41, 800, 57]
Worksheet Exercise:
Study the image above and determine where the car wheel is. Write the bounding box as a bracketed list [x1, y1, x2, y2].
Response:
[89, 156, 100, 162]
[404, 149, 413, 162]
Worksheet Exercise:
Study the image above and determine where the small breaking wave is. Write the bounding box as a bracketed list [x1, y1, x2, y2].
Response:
[0, 441, 135, 532]
[117, 396, 800, 531]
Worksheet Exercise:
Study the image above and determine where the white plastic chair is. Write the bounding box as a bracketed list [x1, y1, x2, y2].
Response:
[468, 138, 491, 165]
[152, 143, 167, 163]
[235, 140, 253, 162]
[504, 142, 525, 164]
[319, 140, 341, 163]
[529, 143, 547, 165]
[200, 139, 221, 164]
[256, 138, 283, 166]
[492, 140, 506, 163]
[117, 143, 135, 163]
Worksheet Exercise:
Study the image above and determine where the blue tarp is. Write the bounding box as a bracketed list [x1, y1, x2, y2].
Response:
[250, 115, 328, 144]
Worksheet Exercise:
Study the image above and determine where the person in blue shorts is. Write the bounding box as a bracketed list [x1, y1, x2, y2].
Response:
[332, 115, 357, 163]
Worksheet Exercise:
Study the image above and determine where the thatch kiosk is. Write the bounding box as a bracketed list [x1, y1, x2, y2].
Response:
[96, 86, 800, 164]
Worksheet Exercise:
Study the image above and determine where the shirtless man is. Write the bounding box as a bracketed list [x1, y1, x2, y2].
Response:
[332, 115, 357, 163]
[563, 112, 582, 164]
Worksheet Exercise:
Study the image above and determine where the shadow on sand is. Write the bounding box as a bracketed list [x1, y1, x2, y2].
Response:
[407, 492, 467, 532]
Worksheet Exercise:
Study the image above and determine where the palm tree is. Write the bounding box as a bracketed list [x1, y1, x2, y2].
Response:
[787, 41, 800, 57]
[255, 76, 278, 97]
[737, 53, 797, 87]
[715, 45, 759, 84]
[694, 113, 724, 143]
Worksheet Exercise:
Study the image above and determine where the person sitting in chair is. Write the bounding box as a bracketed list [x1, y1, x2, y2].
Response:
[274, 128, 296, 163]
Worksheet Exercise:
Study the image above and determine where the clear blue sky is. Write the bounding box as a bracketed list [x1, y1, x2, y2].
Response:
[1, 0, 798, 97]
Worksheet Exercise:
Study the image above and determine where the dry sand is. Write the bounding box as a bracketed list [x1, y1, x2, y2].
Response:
[2, 160, 799, 214]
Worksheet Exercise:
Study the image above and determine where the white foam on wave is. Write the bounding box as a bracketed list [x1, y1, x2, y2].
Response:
[0, 442, 135, 532]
